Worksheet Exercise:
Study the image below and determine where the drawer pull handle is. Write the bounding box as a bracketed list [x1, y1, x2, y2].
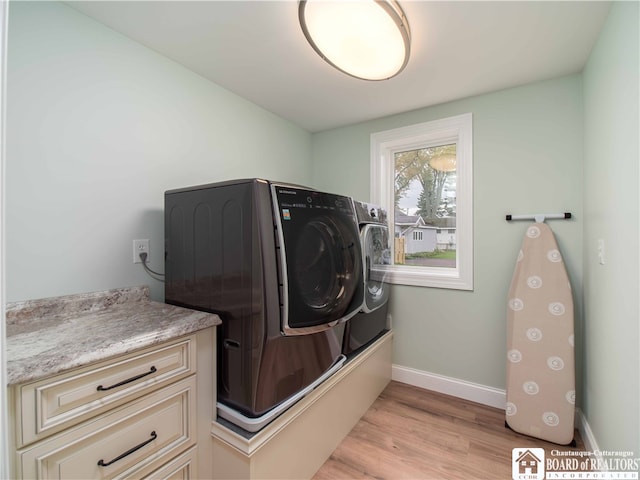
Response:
[97, 430, 157, 467]
[96, 366, 157, 391]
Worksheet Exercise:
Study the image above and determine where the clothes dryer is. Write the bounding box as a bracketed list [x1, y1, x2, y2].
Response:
[343, 201, 391, 357]
[165, 179, 363, 431]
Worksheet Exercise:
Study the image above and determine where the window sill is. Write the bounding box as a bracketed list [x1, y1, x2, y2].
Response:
[384, 265, 473, 290]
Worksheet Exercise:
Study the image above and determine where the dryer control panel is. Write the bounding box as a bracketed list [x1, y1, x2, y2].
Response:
[354, 200, 388, 225]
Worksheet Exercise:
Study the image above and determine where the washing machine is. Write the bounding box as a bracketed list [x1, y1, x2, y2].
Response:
[343, 201, 391, 357]
[164, 178, 363, 431]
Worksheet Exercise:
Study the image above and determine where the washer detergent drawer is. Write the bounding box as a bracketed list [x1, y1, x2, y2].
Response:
[17, 376, 196, 480]
[16, 336, 195, 447]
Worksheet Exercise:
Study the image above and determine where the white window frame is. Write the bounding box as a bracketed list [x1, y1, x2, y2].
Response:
[370, 113, 473, 290]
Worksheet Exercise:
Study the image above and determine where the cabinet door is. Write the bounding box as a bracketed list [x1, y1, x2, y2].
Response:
[16, 336, 195, 447]
[142, 446, 198, 480]
[17, 377, 196, 479]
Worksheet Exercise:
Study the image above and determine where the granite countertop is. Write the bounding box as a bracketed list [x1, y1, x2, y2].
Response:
[6, 286, 221, 386]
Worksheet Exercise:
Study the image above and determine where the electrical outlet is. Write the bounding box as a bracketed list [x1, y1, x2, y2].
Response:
[133, 239, 150, 264]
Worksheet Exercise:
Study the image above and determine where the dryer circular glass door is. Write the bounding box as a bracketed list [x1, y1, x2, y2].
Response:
[361, 223, 391, 313]
[273, 185, 364, 334]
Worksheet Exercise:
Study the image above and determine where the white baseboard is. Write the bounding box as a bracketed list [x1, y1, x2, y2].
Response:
[392, 364, 600, 456]
[391, 364, 506, 410]
[575, 408, 600, 453]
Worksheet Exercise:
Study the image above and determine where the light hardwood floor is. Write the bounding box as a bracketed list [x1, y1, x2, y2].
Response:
[313, 380, 588, 479]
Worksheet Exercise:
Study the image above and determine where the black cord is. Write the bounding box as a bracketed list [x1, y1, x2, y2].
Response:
[139, 252, 165, 279]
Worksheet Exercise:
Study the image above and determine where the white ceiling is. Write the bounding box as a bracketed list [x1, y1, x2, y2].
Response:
[67, 1, 611, 133]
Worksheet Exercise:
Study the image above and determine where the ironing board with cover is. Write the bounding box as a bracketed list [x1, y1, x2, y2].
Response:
[505, 222, 575, 445]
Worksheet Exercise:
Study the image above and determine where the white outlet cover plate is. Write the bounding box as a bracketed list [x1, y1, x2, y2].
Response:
[133, 239, 150, 263]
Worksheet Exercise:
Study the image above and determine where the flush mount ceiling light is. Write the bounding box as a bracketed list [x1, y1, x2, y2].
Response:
[298, 0, 411, 81]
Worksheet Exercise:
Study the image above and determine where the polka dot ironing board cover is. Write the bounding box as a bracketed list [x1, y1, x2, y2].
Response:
[506, 223, 575, 445]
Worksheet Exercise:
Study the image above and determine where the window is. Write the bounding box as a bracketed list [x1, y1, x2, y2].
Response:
[370, 113, 473, 290]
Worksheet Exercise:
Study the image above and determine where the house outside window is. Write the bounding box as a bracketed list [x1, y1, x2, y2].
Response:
[370, 113, 473, 290]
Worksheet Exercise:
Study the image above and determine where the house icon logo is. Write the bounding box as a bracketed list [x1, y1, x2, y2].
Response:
[512, 448, 545, 480]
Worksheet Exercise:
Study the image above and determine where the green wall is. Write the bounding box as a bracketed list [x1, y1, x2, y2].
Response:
[312, 75, 585, 391]
[6, 1, 312, 302]
[582, 1, 639, 455]
[312, 3, 640, 453]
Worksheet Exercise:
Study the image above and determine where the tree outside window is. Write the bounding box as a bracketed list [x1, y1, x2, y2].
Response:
[394, 144, 456, 268]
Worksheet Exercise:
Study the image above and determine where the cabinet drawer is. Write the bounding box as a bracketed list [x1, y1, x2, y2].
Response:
[16, 335, 195, 447]
[17, 376, 196, 480]
[142, 446, 198, 480]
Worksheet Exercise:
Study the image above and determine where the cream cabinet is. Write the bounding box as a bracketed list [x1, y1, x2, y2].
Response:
[10, 329, 215, 480]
